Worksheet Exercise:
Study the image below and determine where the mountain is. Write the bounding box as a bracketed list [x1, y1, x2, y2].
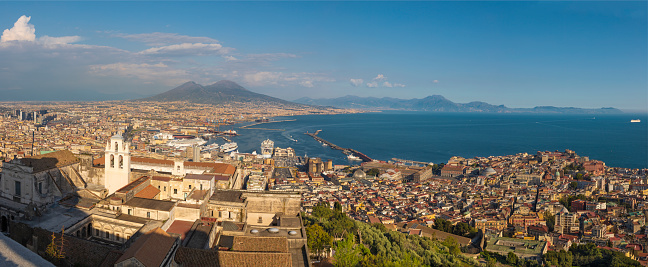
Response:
[294, 95, 622, 114]
[140, 80, 300, 106]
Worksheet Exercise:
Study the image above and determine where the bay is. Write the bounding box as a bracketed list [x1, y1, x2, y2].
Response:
[218, 112, 648, 169]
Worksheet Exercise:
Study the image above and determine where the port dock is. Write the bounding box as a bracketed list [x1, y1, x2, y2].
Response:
[305, 131, 373, 162]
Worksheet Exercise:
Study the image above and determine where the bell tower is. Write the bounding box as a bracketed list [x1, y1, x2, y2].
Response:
[105, 134, 131, 194]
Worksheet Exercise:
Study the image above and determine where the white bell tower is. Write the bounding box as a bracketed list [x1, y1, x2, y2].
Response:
[105, 134, 131, 194]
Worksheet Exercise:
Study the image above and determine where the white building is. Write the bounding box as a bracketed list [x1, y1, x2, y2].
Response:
[104, 134, 131, 195]
[261, 139, 274, 159]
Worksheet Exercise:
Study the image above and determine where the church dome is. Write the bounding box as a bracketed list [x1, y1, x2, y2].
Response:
[353, 169, 366, 179]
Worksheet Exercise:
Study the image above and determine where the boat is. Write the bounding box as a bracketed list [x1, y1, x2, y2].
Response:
[631, 119, 641, 123]
[220, 142, 238, 153]
[166, 138, 207, 148]
[202, 143, 220, 152]
[347, 154, 362, 161]
[322, 143, 328, 147]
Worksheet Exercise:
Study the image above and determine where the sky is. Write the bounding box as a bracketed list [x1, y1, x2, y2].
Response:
[0, 2, 646, 111]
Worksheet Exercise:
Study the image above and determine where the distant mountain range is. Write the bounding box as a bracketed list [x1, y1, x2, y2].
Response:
[295, 95, 623, 114]
[139, 80, 302, 107]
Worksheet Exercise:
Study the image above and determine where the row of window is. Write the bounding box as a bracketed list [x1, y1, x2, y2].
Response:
[95, 228, 130, 242]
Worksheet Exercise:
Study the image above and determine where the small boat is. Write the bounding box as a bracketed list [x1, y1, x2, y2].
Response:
[347, 154, 362, 161]
[631, 119, 641, 123]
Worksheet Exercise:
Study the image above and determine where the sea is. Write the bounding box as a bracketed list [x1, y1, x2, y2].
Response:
[211, 112, 648, 169]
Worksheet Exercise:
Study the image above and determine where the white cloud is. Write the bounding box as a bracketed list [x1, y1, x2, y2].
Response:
[366, 81, 378, 88]
[39, 35, 82, 45]
[1, 15, 36, 42]
[383, 81, 392, 87]
[300, 80, 314, 88]
[116, 32, 219, 46]
[139, 43, 228, 56]
[394, 83, 406, 87]
[242, 71, 333, 87]
[433, 80, 439, 83]
[350, 78, 364, 87]
[373, 74, 386, 81]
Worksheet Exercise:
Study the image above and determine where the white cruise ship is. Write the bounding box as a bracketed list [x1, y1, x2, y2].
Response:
[220, 142, 238, 153]
[166, 138, 206, 148]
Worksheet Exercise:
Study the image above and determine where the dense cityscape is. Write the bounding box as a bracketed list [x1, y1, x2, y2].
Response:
[0, 100, 646, 267]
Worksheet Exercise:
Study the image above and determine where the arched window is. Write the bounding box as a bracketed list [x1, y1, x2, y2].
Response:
[115, 142, 118, 152]
[177, 165, 181, 172]
[119, 155, 124, 169]
[110, 155, 114, 168]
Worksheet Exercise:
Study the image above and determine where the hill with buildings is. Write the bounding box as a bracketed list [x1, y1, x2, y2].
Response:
[140, 80, 303, 106]
[295, 95, 623, 114]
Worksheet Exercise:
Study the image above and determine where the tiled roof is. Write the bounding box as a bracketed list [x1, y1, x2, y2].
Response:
[231, 236, 289, 253]
[134, 185, 161, 199]
[218, 251, 293, 267]
[20, 150, 79, 173]
[174, 247, 221, 267]
[124, 197, 176, 211]
[116, 228, 177, 267]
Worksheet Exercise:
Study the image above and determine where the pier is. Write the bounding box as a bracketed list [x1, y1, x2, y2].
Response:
[305, 131, 373, 162]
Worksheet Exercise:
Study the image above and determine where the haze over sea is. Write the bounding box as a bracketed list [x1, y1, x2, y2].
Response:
[224, 112, 648, 169]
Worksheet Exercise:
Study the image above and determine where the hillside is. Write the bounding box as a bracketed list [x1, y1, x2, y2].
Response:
[140, 80, 302, 106]
[295, 95, 622, 114]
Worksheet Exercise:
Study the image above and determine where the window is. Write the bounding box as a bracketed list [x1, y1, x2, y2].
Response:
[128, 209, 131, 215]
[105, 231, 109, 238]
[96, 229, 99, 236]
[189, 184, 192, 189]
[164, 186, 166, 192]
[115, 142, 118, 152]
[200, 184, 203, 190]
[116, 234, 120, 241]
[177, 165, 180, 171]
[147, 212, 151, 218]
[174, 189, 177, 194]
[14, 181, 21, 196]
[158, 185, 160, 190]
[119, 155, 124, 169]
[258, 216, 263, 223]
[110, 154, 114, 168]
[38, 182, 42, 194]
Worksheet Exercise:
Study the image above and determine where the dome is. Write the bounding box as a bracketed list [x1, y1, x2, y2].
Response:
[481, 167, 497, 176]
[353, 169, 366, 179]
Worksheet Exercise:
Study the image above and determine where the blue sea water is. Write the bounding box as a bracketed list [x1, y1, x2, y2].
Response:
[219, 112, 648, 169]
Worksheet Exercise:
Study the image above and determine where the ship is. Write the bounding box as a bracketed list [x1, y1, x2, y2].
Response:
[202, 143, 220, 152]
[166, 138, 206, 148]
[261, 139, 274, 158]
[347, 154, 362, 161]
[220, 142, 238, 153]
[631, 119, 641, 123]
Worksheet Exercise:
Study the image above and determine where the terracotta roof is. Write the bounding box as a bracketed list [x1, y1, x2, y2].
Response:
[152, 176, 172, 182]
[116, 228, 177, 267]
[231, 236, 289, 253]
[185, 174, 215, 181]
[124, 197, 176, 211]
[134, 185, 161, 199]
[174, 247, 221, 267]
[218, 251, 292, 267]
[20, 150, 79, 173]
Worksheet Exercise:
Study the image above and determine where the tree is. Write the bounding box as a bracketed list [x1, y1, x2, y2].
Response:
[366, 168, 380, 177]
[334, 202, 342, 212]
[569, 181, 578, 190]
[334, 234, 362, 267]
[544, 211, 556, 232]
[307, 224, 332, 259]
[507, 251, 519, 265]
[313, 202, 333, 222]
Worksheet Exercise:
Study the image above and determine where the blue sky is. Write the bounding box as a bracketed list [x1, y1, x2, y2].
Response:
[0, 2, 646, 111]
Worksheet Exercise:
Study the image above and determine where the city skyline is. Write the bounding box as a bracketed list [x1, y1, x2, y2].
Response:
[0, 1, 646, 111]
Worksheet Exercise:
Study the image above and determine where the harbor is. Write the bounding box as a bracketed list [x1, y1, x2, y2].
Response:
[305, 130, 373, 162]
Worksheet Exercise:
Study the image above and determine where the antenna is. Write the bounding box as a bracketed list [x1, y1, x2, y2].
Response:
[31, 130, 35, 156]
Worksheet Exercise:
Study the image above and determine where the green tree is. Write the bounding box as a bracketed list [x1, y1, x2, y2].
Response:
[312, 202, 333, 222]
[334, 234, 362, 267]
[544, 211, 555, 232]
[507, 252, 519, 266]
[366, 168, 380, 177]
[306, 224, 332, 259]
[334, 201, 343, 212]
